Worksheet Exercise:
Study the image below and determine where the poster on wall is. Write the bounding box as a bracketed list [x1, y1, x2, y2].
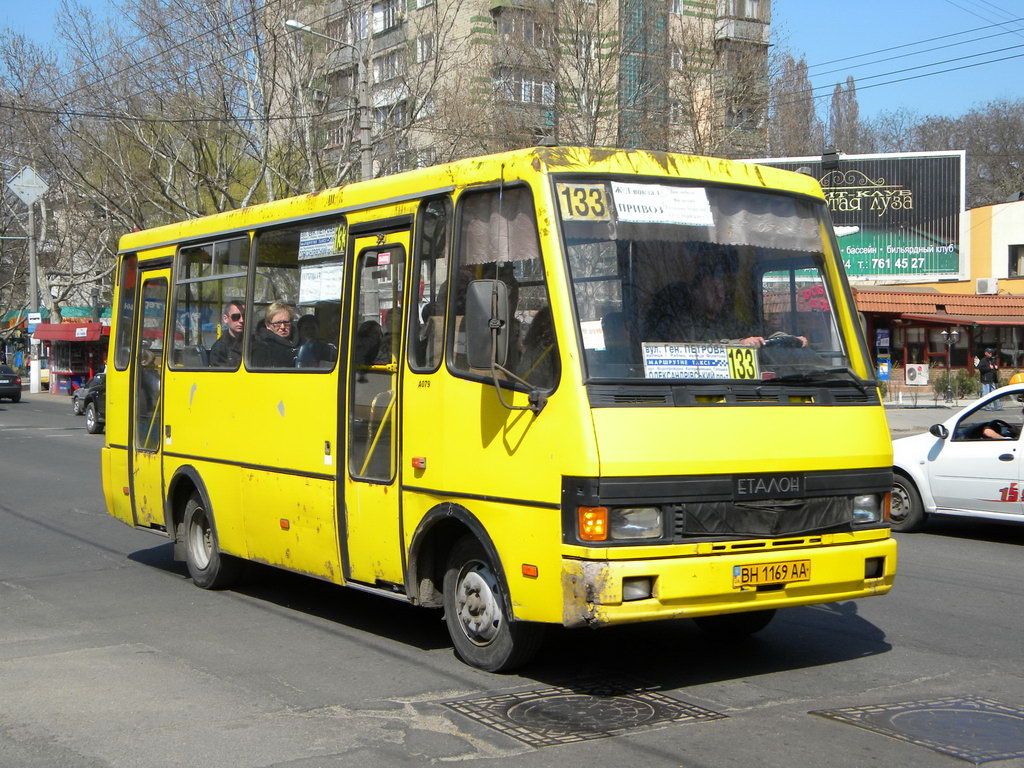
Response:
[744, 151, 964, 281]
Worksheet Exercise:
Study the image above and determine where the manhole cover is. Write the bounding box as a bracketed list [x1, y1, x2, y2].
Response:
[813, 696, 1024, 764]
[442, 679, 725, 748]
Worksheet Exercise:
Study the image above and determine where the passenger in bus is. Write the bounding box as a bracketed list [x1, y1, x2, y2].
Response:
[251, 302, 298, 367]
[209, 300, 245, 367]
[295, 314, 337, 368]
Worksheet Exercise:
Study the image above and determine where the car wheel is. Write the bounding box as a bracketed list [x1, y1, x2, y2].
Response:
[442, 535, 544, 672]
[11, 392, 20, 403]
[693, 609, 776, 639]
[84, 402, 103, 433]
[183, 494, 241, 589]
[72, 397, 83, 415]
[891, 474, 925, 532]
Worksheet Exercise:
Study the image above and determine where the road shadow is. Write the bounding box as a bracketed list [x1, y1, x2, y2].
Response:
[127, 541, 890, 684]
[911, 516, 1024, 545]
[128, 542, 449, 652]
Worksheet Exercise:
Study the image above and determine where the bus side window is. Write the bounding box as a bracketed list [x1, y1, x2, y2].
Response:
[249, 219, 346, 371]
[113, 253, 138, 371]
[170, 238, 249, 370]
[409, 197, 451, 372]
[449, 185, 559, 390]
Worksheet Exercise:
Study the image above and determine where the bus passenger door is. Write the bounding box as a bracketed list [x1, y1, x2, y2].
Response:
[130, 271, 170, 529]
[344, 231, 409, 587]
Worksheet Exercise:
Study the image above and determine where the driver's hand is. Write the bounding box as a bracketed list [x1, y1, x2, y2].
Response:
[740, 336, 766, 347]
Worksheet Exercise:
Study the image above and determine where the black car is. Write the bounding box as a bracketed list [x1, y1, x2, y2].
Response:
[83, 376, 106, 434]
[0, 365, 21, 402]
[72, 373, 105, 415]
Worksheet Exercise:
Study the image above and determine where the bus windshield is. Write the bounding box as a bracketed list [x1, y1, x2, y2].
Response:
[560, 179, 857, 384]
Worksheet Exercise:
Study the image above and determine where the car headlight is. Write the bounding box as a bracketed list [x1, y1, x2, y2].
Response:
[609, 507, 663, 540]
[852, 494, 882, 524]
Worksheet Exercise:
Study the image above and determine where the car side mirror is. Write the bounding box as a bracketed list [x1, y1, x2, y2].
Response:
[929, 423, 949, 439]
[465, 279, 509, 369]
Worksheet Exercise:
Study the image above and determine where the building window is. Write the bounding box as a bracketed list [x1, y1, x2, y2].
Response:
[327, 69, 354, 98]
[416, 0, 434, 7]
[496, 69, 555, 105]
[719, 0, 762, 19]
[372, 0, 402, 34]
[497, 10, 552, 48]
[348, 9, 369, 41]
[416, 33, 434, 63]
[373, 49, 405, 82]
[1009, 244, 1024, 278]
[671, 0, 684, 14]
[325, 120, 348, 147]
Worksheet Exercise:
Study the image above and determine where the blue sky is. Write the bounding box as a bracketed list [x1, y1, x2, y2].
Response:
[2, 0, 1022, 121]
[772, 0, 1024, 120]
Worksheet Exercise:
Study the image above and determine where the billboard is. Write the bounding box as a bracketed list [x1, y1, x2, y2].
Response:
[745, 151, 965, 280]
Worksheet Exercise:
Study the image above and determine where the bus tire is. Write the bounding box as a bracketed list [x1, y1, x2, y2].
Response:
[84, 402, 102, 433]
[183, 494, 240, 590]
[443, 535, 544, 672]
[693, 609, 776, 639]
[890, 474, 925, 532]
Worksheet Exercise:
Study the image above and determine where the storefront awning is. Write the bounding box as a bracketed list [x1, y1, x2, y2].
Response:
[32, 322, 110, 341]
[898, 313, 1024, 326]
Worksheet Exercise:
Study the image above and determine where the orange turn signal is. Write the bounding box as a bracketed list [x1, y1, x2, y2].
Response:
[882, 491, 892, 523]
[522, 564, 538, 578]
[280, 519, 291, 530]
[578, 506, 608, 541]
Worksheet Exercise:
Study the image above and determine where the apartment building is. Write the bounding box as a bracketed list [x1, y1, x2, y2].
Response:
[293, 0, 770, 176]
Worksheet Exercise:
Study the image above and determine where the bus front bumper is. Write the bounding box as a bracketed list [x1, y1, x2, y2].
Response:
[560, 536, 897, 628]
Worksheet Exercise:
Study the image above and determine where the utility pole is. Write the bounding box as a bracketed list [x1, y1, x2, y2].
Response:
[7, 166, 49, 393]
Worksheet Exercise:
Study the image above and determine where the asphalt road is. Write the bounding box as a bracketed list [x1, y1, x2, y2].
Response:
[1, 393, 1022, 768]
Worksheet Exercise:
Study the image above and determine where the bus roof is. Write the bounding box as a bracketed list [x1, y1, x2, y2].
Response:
[116, 146, 824, 254]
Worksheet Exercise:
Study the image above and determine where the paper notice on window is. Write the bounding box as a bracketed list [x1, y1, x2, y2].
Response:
[611, 183, 714, 226]
[299, 263, 344, 303]
[642, 342, 730, 379]
[298, 226, 339, 261]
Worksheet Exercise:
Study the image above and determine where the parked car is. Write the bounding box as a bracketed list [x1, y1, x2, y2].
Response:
[0, 364, 22, 402]
[83, 376, 106, 434]
[72, 373, 105, 415]
[892, 383, 1024, 531]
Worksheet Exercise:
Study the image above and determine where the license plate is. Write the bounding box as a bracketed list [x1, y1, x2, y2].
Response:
[733, 559, 811, 588]
[0, 378, 9, 384]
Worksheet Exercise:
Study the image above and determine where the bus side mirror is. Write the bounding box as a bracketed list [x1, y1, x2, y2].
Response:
[929, 423, 949, 439]
[465, 279, 509, 369]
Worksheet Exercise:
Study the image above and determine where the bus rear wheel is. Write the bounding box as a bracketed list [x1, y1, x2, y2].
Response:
[693, 609, 776, 639]
[443, 536, 544, 672]
[183, 495, 240, 589]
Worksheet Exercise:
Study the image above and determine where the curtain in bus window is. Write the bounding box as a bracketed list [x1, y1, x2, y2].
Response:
[170, 238, 249, 369]
[251, 219, 346, 370]
[451, 186, 559, 390]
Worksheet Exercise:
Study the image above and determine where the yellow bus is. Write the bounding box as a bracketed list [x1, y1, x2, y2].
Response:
[101, 146, 896, 671]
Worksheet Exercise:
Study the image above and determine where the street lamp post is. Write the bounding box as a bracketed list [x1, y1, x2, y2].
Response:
[940, 328, 960, 404]
[284, 19, 373, 181]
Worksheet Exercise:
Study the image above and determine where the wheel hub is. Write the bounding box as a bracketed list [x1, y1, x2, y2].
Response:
[456, 565, 501, 646]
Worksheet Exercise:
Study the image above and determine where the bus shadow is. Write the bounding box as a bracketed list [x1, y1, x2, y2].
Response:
[521, 600, 891, 690]
[128, 542, 889, 680]
[128, 542, 449, 652]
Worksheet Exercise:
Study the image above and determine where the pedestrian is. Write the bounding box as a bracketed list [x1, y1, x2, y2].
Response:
[977, 347, 1000, 408]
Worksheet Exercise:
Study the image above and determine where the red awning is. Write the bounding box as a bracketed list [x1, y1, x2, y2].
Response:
[32, 322, 110, 341]
[898, 313, 1024, 326]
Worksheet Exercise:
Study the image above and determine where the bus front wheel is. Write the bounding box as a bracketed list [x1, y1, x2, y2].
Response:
[442, 536, 543, 672]
[183, 495, 241, 589]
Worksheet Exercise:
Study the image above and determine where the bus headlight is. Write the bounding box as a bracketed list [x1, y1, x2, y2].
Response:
[852, 494, 882, 524]
[609, 507, 663, 540]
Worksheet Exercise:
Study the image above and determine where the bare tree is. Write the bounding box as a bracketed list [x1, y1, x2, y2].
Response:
[767, 53, 823, 156]
[827, 75, 862, 153]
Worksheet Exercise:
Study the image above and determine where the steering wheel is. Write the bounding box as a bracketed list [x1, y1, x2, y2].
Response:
[762, 334, 803, 349]
[988, 419, 1015, 438]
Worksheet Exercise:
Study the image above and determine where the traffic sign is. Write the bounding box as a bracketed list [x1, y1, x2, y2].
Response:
[6, 166, 48, 206]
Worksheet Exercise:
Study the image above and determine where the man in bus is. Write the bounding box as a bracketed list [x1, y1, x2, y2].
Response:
[209, 300, 245, 368]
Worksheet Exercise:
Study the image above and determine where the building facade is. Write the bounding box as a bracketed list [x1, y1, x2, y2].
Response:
[294, 0, 771, 176]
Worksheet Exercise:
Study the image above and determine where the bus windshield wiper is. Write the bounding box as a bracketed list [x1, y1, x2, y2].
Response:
[772, 367, 877, 395]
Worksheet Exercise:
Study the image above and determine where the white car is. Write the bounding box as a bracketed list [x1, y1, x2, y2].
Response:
[892, 384, 1024, 531]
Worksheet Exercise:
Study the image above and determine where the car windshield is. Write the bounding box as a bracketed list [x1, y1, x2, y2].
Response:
[559, 179, 858, 383]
